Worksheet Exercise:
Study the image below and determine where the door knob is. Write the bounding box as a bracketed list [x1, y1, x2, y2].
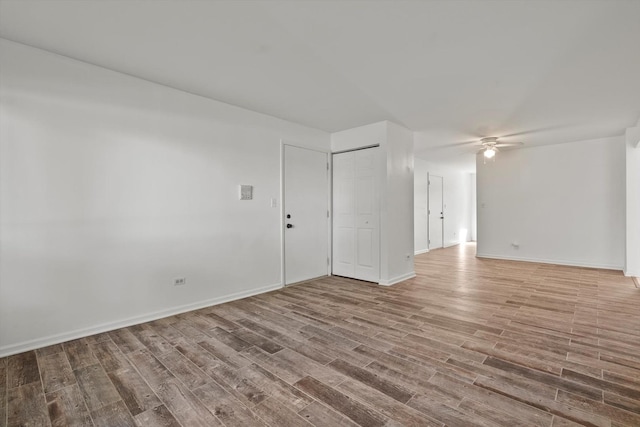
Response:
[286, 224, 293, 229]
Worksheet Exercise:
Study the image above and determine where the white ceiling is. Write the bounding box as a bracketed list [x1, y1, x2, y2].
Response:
[1, 0, 639, 171]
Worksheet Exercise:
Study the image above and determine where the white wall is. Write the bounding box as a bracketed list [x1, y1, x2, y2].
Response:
[330, 121, 386, 152]
[383, 122, 415, 284]
[625, 123, 640, 277]
[414, 163, 429, 254]
[470, 173, 477, 242]
[477, 136, 625, 269]
[331, 121, 415, 286]
[0, 40, 329, 356]
[414, 159, 472, 254]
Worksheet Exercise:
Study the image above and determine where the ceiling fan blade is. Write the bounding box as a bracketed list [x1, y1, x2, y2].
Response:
[494, 142, 523, 147]
[428, 140, 480, 152]
[501, 124, 574, 138]
[451, 140, 481, 147]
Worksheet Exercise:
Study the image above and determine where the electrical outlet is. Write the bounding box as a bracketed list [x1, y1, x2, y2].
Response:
[174, 277, 186, 286]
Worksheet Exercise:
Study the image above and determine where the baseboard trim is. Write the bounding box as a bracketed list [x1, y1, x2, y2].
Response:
[379, 272, 416, 286]
[414, 249, 429, 255]
[623, 268, 640, 278]
[0, 282, 282, 358]
[476, 253, 623, 271]
[286, 275, 329, 287]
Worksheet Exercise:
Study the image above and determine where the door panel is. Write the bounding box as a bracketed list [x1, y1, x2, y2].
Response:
[356, 176, 374, 213]
[357, 228, 374, 267]
[332, 153, 355, 277]
[336, 227, 354, 264]
[332, 147, 380, 282]
[428, 174, 444, 250]
[284, 145, 329, 285]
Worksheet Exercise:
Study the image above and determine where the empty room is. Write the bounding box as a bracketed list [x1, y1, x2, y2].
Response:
[1, 1, 639, 426]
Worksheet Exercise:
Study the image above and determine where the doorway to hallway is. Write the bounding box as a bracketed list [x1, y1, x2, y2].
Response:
[428, 174, 444, 250]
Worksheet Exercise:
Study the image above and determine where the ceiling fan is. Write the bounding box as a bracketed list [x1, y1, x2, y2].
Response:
[477, 137, 523, 162]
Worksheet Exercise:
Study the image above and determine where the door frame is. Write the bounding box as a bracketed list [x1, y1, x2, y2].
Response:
[427, 173, 444, 250]
[280, 141, 332, 287]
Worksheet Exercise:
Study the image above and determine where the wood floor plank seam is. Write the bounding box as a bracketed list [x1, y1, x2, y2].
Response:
[34, 347, 54, 427]
[124, 341, 226, 426]
[3, 243, 639, 426]
[45, 383, 95, 427]
[104, 339, 178, 426]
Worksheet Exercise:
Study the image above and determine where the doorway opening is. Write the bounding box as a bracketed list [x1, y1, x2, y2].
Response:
[428, 174, 444, 250]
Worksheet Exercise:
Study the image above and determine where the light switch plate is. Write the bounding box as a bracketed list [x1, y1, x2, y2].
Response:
[240, 185, 253, 200]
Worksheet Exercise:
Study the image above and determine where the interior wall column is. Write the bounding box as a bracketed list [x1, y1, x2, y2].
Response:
[625, 120, 640, 278]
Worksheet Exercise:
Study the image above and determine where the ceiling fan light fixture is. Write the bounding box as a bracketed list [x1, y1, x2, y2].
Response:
[484, 147, 496, 159]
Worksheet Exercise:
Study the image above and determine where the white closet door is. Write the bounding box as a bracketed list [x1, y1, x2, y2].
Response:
[332, 147, 380, 282]
[332, 152, 356, 278]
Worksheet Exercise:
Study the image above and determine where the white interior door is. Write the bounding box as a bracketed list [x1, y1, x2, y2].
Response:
[332, 147, 380, 282]
[284, 145, 329, 285]
[428, 174, 444, 250]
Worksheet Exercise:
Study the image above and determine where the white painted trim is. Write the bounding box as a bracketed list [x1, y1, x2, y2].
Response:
[280, 140, 286, 288]
[476, 253, 623, 271]
[0, 282, 282, 358]
[378, 271, 416, 286]
[327, 152, 333, 276]
[331, 143, 380, 155]
[414, 249, 429, 255]
[444, 242, 460, 248]
[623, 268, 640, 278]
[285, 275, 329, 287]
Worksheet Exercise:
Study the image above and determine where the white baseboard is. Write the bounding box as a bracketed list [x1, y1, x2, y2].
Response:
[0, 282, 282, 358]
[623, 268, 640, 278]
[286, 275, 329, 286]
[379, 271, 416, 286]
[476, 253, 623, 271]
[417, 242, 462, 254]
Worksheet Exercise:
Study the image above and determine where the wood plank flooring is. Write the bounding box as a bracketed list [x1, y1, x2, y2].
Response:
[2, 243, 639, 426]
